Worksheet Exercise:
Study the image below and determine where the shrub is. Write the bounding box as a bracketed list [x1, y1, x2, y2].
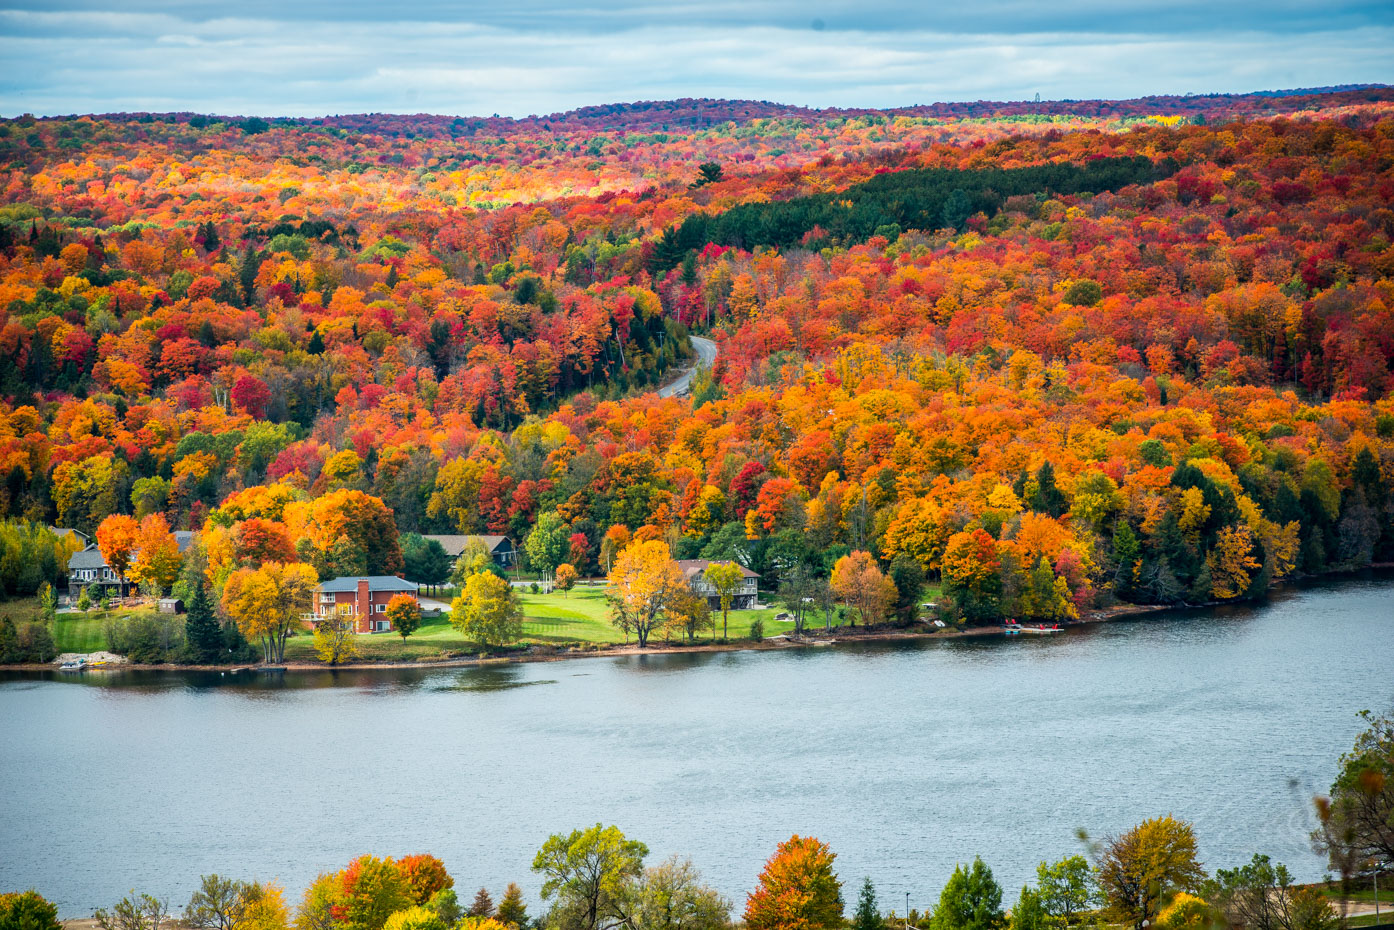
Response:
[749, 618, 764, 642]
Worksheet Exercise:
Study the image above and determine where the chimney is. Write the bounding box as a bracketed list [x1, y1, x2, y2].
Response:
[357, 578, 370, 622]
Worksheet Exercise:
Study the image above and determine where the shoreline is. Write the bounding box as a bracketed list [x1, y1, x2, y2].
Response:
[0, 598, 1250, 675]
[7, 565, 1390, 678]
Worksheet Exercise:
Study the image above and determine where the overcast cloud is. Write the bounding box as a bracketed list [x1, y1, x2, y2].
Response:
[1, 1, 1391, 117]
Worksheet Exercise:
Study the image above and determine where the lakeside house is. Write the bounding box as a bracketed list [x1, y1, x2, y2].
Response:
[422, 534, 517, 570]
[675, 560, 760, 610]
[310, 576, 420, 633]
[65, 530, 196, 599]
[49, 526, 91, 547]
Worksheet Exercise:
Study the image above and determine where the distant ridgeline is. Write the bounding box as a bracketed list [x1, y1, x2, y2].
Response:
[650, 155, 1177, 271]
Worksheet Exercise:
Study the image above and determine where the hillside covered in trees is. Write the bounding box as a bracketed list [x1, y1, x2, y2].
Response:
[2, 86, 1393, 625]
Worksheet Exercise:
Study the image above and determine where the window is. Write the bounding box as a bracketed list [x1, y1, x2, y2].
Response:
[375, 603, 386, 613]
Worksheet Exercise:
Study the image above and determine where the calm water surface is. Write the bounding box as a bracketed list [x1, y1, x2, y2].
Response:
[2, 575, 1392, 917]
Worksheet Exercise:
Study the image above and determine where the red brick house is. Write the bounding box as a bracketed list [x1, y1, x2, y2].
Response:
[311, 576, 419, 634]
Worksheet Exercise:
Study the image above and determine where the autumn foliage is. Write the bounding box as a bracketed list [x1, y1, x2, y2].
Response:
[744, 834, 844, 930]
[3, 89, 1393, 633]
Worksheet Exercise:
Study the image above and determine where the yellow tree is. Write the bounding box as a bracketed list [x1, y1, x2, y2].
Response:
[1207, 524, 1260, 599]
[881, 499, 954, 577]
[95, 514, 139, 591]
[129, 513, 182, 595]
[1096, 816, 1206, 930]
[221, 561, 317, 664]
[703, 561, 745, 641]
[313, 607, 360, 666]
[830, 551, 896, 627]
[608, 540, 687, 647]
[450, 572, 522, 647]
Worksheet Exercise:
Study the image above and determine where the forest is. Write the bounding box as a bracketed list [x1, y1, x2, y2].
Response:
[1, 86, 1393, 634]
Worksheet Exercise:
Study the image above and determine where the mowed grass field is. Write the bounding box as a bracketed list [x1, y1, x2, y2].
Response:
[280, 582, 913, 662]
[41, 603, 162, 654]
[43, 580, 945, 663]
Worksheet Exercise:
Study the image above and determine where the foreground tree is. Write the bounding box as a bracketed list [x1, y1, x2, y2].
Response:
[467, 889, 494, 918]
[450, 572, 523, 648]
[184, 875, 253, 930]
[852, 878, 881, 930]
[1096, 816, 1205, 930]
[532, 823, 648, 930]
[1208, 854, 1338, 930]
[1035, 855, 1098, 926]
[631, 856, 730, 930]
[744, 835, 843, 930]
[494, 884, 528, 929]
[932, 857, 1004, 930]
[1010, 887, 1047, 930]
[1314, 709, 1394, 876]
[220, 561, 318, 664]
[0, 891, 62, 930]
[396, 854, 453, 905]
[95, 894, 170, 930]
[608, 541, 687, 647]
[338, 855, 412, 930]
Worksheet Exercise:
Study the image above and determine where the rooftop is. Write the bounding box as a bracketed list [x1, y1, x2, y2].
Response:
[316, 575, 420, 594]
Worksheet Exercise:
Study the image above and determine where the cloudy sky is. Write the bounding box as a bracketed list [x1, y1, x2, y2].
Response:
[2, 0, 1391, 118]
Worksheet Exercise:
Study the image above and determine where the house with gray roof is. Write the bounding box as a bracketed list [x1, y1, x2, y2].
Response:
[312, 575, 420, 633]
[422, 534, 517, 569]
[675, 560, 760, 610]
[66, 530, 197, 598]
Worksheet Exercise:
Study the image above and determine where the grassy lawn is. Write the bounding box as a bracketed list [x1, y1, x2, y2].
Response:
[51, 604, 161, 654]
[280, 580, 951, 663]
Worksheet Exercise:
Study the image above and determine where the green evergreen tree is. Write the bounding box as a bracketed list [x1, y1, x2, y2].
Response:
[1009, 887, 1047, 930]
[184, 580, 223, 663]
[1029, 463, 1067, 517]
[853, 877, 883, 930]
[932, 858, 1004, 930]
[494, 883, 527, 929]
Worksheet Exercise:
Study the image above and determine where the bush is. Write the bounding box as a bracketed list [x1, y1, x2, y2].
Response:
[0, 617, 57, 663]
[749, 618, 764, 642]
[105, 613, 184, 663]
[0, 890, 62, 930]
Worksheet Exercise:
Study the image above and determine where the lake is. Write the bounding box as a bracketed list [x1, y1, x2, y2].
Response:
[2, 573, 1392, 918]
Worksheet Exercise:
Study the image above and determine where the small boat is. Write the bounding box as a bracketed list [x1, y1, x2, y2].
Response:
[1002, 621, 1023, 636]
[58, 658, 86, 671]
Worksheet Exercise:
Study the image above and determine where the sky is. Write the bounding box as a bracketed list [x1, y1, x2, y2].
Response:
[1, 1, 1392, 118]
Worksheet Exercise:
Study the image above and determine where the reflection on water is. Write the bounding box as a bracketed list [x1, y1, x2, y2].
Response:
[1, 572, 1391, 917]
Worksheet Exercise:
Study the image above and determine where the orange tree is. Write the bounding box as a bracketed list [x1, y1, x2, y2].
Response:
[744, 835, 844, 930]
[95, 514, 139, 590]
[386, 593, 422, 641]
